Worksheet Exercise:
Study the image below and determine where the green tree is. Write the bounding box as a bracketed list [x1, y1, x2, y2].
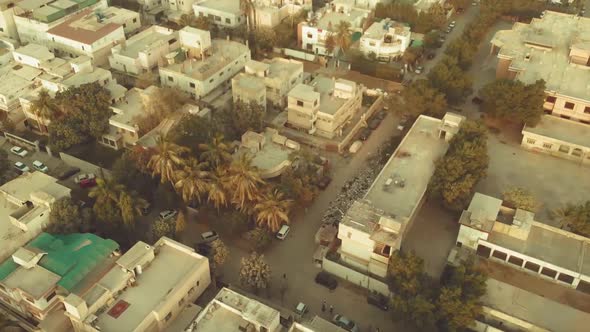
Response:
[401, 79, 447, 117]
[0, 150, 12, 184]
[480, 79, 546, 126]
[135, 71, 156, 89]
[198, 133, 232, 169]
[254, 189, 293, 232]
[48, 117, 85, 151]
[444, 37, 477, 70]
[207, 167, 229, 211]
[112, 152, 154, 198]
[253, 27, 277, 52]
[325, 33, 336, 56]
[174, 157, 210, 204]
[117, 190, 147, 229]
[423, 30, 442, 50]
[429, 121, 489, 211]
[427, 56, 473, 104]
[138, 87, 189, 135]
[168, 114, 217, 154]
[240, 0, 256, 33]
[240, 252, 271, 294]
[334, 20, 352, 58]
[227, 155, 264, 212]
[179, 13, 196, 27]
[47, 197, 92, 234]
[552, 201, 590, 237]
[194, 15, 212, 30]
[152, 217, 176, 239]
[89, 177, 124, 224]
[220, 100, 265, 139]
[148, 138, 189, 184]
[29, 88, 58, 132]
[175, 211, 186, 236]
[502, 187, 537, 212]
[243, 227, 272, 251]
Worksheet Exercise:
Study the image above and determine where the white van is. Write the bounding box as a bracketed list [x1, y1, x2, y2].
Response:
[276, 225, 290, 240]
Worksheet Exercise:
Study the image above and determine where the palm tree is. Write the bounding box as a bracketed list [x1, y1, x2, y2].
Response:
[29, 89, 57, 133]
[199, 133, 232, 168]
[226, 154, 264, 212]
[174, 157, 210, 204]
[117, 190, 147, 229]
[325, 33, 336, 56]
[179, 13, 196, 28]
[240, 0, 256, 33]
[89, 178, 124, 207]
[254, 189, 293, 232]
[207, 167, 229, 211]
[148, 138, 189, 184]
[334, 20, 352, 58]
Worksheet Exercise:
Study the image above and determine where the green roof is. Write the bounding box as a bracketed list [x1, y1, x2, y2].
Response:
[0, 233, 119, 292]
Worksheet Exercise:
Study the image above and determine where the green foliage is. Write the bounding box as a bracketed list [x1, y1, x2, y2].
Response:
[375, 2, 446, 33]
[210, 239, 229, 269]
[112, 152, 154, 199]
[168, 114, 218, 154]
[243, 227, 272, 251]
[253, 28, 277, 52]
[552, 201, 590, 237]
[429, 121, 489, 211]
[48, 118, 85, 151]
[240, 252, 271, 294]
[0, 150, 13, 184]
[152, 217, 176, 240]
[137, 87, 189, 135]
[423, 30, 442, 50]
[502, 187, 537, 212]
[427, 56, 473, 104]
[218, 100, 265, 140]
[480, 79, 546, 126]
[444, 37, 476, 70]
[47, 197, 92, 234]
[401, 79, 447, 117]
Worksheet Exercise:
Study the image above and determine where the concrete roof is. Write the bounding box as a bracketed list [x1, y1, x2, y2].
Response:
[14, 43, 54, 62]
[0, 172, 70, 204]
[316, 9, 366, 31]
[3, 265, 60, 299]
[523, 115, 590, 149]
[341, 200, 400, 244]
[117, 26, 178, 58]
[110, 87, 157, 130]
[363, 115, 449, 232]
[236, 128, 298, 179]
[461, 193, 503, 232]
[289, 75, 357, 115]
[266, 58, 303, 81]
[194, 0, 241, 15]
[491, 11, 590, 101]
[363, 19, 410, 40]
[0, 61, 40, 101]
[233, 73, 266, 92]
[47, 9, 122, 45]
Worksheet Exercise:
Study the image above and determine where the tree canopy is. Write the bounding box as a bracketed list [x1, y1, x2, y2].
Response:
[480, 79, 546, 126]
[0, 150, 12, 184]
[553, 201, 590, 237]
[374, 2, 446, 33]
[429, 121, 489, 211]
[47, 197, 92, 234]
[240, 252, 271, 294]
[401, 79, 447, 118]
[502, 187, 537, 212]
[427, 56, 473, 104]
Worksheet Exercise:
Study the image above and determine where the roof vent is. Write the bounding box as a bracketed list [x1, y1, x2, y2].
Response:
[524, 53, 531, 61]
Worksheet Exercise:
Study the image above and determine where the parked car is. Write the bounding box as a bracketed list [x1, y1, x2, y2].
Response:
[472, 96, 484, 105]
[276, 225, 290, 240]
[195, 242, 212, 256]
[349, 140, 363, 154]
[58, 167, 80, 180]
[375, 110, 387, 120]
[449, 21, 456, 28]
[75, 173, 95, 184]
[367, 291, 389, 311]
[368, 117, 383, 130]
[10, 146, 28, 157]
[445, 26, 452, 33]
[141, 202, 152, 216]
[32, 160, 48, 173]
[438, 36, 446, 43]
[315, 271, 338, 290]
[159, 210, 178, 221]
[358, 127, 371, 141]
[295, 302, 308, 317]
[79, 177, 97, 188]
[317, 176, 332, 190]
[14, 161, 29, 173]
[332, 314, 360, 332]
[414, 65, 424, 74]
[200, 231, 219, 243]
[397, 115, 409, 131]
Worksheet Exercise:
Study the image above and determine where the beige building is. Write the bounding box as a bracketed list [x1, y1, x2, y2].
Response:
[287, 75, 363, 139]
[109, 25, 179, 75]
[521, 115, 590, 165]
[159, 27, 251, 99]
[192, 0, 244, 28]
[232, 58, 304, 110]
[491, 11, 590, 125]
[0, 0, 22, 41]
[64, 237, 211, 332]
[360, 19, 411, 62]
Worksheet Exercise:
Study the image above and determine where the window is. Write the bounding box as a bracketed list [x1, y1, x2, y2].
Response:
[199, 12, 204, 16]
[307, 33, 313, 38]
[524, 261, 540, 273]
[543, 143, 552, 149]
[491, 250, 507, 261]
[46, 291, 56, 301]
[133, 18, 137, 23]
[168, 76, 173, 82]
[585, 106, 590, 114]
[508, 256, 524, 267]
[564, 102, 575, 110]
[123, 23, 126, 28]
[168, 38, 177, 45]
[178, 298, 185, 306]
[225, 18, 231, 24]
[165, 312, 172, 321]
[557, 273, 574, 284]
[215, 16, 221, 22]
[188, 287, 195, 294]
[545, 96, 556, 103]
[197, 280, 200, 287]
[314, 100, 318, 106]
[572, 148, 582, 157]
[540, 267, 557, 278]
[209, 78, 214, 83]
[189, 82, 195, 88]
[0, 28, 3, 32]
[559, 145, 570, 154]
[297, 100, 304, 107]
[526, 138, 536, 144]
[476, 244, 491, 258]
[561, 115, 571, 120]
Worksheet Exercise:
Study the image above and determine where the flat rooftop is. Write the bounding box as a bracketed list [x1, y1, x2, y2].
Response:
[233, 73, 266, 92]
[363, 19, 410, 40]
[289, 76, 357, 115]
[316, 9, 365, 31]
[0, 171, 70, 204]
[162, 39, 249, 81]
[117, 26, 178, 58]
[0, 62, 41, 102]
[47, 9, 122, 45]
[266, 58, 303, 81]
[236, 129, 297, 178]
[194, 0, 241, 14]
[110, 87, 157, 129]
[363, 115, 449, 230]
[14, 44, 54, 62]
[492, 11, 590, 101]
[523, 115, 590, 148]
[95, 241, 208, 331]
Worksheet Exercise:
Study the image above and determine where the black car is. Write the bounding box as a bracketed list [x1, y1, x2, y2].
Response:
[58, 167, 81, 180]
[367, 291, 389, 311]
[315, 271, 338, 290]
[472, 96, 484, 104]
[317, 176, 332, 190]
[375, 110, 387, 120]
[368, 117, 383, 130]
[358, 128, 371, 141]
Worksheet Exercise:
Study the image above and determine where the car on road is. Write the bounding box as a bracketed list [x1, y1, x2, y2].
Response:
[295, 302, 308, 317]
[367, 291, 390, 311]
[276, 225, 290, 240]
[10, 146, 28, 157]
[200, 231, 219, 243]
[375, 110, 387, 120]
[58, 167, 80, 180]
[439, 36, 446, 43]
[348, 140, 363, 154]
[14, 161, 29, 173]
[414, 65, 424, 74]
[472, 96, 484, 105]
[159, 210, 178, 221]
[358, 127, 371, 141]
[449, 21, 456, 28]
[75, 173, 95, 184]
[368, 117, 383, 130]
[397, 115, 410, 131]
[32, 160, 48, 173]
[79, 177, 97, 188]
[472, 1, 478, 5]
[317, 176, 332, 190]
[332, 314, 360, 332]
[315, 271, 338, 290]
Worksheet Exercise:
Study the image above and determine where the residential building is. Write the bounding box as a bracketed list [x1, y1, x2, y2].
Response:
[360, 18, 411, 62]
[13, 0, 109, 44]
[159, 27, 251, 99]
[299, 3, 368, 55]
[164, 0, 197, 15]
[253, 0, 308, 28]
[0, 55, 41, 113]
[287, 75, 362, 139]
[0, 233, 119, 324]
[235, 128, 300, 179]
[289, 316, 348, 332]
[232, 58, 304, 110]
[46, 8, 137, 66]
[521, 115, 590, 165]
[491, 11, 590, 125]
[109, 25, 179, 75]
[0, 0, 22, 41]
[0, 172, 71, 263]
[193, 0, 243, 28]
[64, 237, 211, 332]
[336, 113, 464, 278]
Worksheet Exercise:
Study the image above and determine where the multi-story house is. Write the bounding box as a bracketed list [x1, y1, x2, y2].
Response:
[491, 11, 590, 126]
[193, 0, 244, 28]
[159, 27, 250, 99]
[360, 18, 411, 62]
[0, 0, 21, 41]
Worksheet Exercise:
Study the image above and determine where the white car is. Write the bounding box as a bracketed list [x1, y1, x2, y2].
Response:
[200, 231, 219, 243]
[74, 173, 96, 184]
[32, 160, 48, 173]
[159, 210, 178, 221]
[449, 21, 456, 28]
[10, 146, 28, 157]
[14, 162, 29, 173]
[415, 66, 423, 74]
[276, 225, 290, 240]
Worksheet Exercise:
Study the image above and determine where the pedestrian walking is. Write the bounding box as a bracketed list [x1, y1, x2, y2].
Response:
[321, 301, 326, 312]
[329, 305, 334, 314]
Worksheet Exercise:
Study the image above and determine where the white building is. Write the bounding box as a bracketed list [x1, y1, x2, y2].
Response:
[0, 172, 71, 263]
[287, 75, 363, 139]
[0, 0, 22, 41]
[336, 113, 464, 278]
[252, 0, 308, 28]
[109, 25, 179, 75]
[521, 115, 590, 166]
[360, 18, 411, 62]
[193, 0, 244, 28]
[491, 11, 590, 125]
[64, 237, 211, 332]
[159, 27, 250, 99]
